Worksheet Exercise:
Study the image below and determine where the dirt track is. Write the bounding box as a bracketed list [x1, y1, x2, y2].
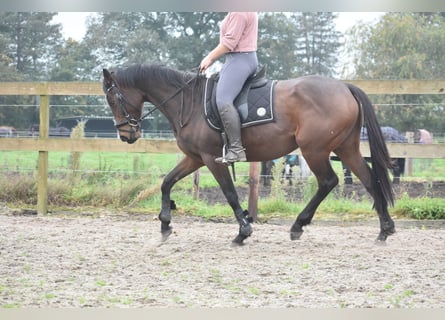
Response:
[1, 206, 444, 308]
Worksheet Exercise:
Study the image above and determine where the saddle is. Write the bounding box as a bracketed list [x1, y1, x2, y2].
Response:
[204, 65, 276, 131]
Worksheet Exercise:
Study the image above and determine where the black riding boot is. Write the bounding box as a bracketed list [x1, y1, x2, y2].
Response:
[215, 103, 246, 164]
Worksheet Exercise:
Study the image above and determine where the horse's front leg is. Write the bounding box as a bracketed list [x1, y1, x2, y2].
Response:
[206, 161, 253, 245]
[159, 156, 203, 241]
[232, 208, 254, 245]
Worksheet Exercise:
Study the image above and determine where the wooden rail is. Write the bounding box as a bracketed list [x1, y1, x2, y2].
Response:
[0, 138, 180, 153]
[1, 80, 445, 96]
[1, 80, 444, 215]
[1, 138, 444, 158]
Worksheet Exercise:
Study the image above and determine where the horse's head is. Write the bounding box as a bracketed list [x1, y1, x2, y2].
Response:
[102, 68, 144, 144]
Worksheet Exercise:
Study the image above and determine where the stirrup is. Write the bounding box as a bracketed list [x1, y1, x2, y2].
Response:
[215, 148, 246, 164]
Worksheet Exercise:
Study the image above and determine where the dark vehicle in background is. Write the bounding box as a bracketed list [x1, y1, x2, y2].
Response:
[29, 124, 70, 137]
[29, 116, 154, 138]
[55, 116, 118, 138]
[56, 116, 154, 138]
[0, 126, 17, 137]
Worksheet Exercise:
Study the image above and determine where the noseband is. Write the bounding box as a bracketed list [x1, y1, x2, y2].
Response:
[106, 84, 142, 133]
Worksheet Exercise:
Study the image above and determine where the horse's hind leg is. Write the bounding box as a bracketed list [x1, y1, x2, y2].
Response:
[159, 156, 203, 240]
[290, 153, 339, 240]
[336, 149, 395, 242]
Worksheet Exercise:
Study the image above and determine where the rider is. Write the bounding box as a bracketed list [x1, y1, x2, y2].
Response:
[199, 12, 258, 164]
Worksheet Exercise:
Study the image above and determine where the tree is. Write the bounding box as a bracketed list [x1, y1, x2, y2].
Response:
[0, 12, 64, 130]
[162, 12, 225, 69]
[350, 13, 445, 80]
[292, 12, 341, 77]
[257, 13, 342, 79]
[258, 13, 302, 79]
[83, 12, 225, 71]
[346, 13, 445, 132]
[49, 39, 103, 125]
[0, 12, 63, 80]
[0, 28, 23, 81]
[51, 39, 97, 81]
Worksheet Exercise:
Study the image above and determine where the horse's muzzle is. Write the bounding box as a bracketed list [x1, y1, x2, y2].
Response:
[117, 125, 141, 144]
[120, 135, 138, 144]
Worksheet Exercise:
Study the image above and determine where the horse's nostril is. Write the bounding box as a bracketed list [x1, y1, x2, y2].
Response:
[120, 135, 128, 142]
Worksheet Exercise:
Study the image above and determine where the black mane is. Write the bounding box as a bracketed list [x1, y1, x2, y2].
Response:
[114, 64, 198, 89]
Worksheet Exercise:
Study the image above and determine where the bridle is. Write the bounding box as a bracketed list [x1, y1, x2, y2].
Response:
[105, 71, 200, 136]
[106, 83, 145, 132]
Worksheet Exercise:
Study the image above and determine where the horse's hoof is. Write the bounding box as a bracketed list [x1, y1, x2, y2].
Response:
[375, 227, 395, 243]
[374, 238, 387, 246]
[231, 224, 253, 245]
[240, 224, 253, 238]
[290, 230, 303, 241]
[232, 235, 247, 246]
[161, 228, 172, 241]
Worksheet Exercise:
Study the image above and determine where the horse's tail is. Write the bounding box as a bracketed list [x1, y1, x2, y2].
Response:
[347, 83, 394, 209]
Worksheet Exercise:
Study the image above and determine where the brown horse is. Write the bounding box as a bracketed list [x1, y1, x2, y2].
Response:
[102, 64, 395, 245]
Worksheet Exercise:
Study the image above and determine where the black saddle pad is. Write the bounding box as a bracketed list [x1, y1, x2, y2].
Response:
[204, 78, 276, 132]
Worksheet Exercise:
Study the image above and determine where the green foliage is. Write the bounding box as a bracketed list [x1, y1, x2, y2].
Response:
[1, 151, 444, 221]
[257, 198, 303, 219]
[50, 39, 98, 81]
[350, 13, 445, 80]
[258, 13, 302, 79]
[0, 12, 62, 80]
[270, 160, 285, 199]
[0, 150, 164, 207]
[291, 12, 342, 77]
[162, 12, 226, 69]
[84, 13, 169, 68]
[412, 158, 445, 179]
[0, 12, 99, 130]
[394, 194, 445, 219]
[0, 173, 36, 204]
[345, 12, 445, 132]
[258, 12, 341, 78]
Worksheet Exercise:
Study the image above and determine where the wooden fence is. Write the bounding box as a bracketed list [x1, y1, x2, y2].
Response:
[1, 80, 445, 216]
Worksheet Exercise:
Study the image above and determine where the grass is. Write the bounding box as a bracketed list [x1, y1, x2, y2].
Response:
[411, 158, 445, 180]
[393, 194, 445, 219]
[1, 150, 444, 219]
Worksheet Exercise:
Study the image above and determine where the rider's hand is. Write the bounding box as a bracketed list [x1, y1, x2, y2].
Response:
[199, 55, 213, 73]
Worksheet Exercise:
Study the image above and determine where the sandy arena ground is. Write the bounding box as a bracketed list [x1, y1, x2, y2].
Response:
[0, 205, 444, 308]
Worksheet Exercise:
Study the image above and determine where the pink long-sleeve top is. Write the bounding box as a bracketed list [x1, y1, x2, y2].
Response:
[220, 12, 258, 52]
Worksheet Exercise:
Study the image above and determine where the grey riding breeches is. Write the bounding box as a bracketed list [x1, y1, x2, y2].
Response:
[216, 51, 258, 109]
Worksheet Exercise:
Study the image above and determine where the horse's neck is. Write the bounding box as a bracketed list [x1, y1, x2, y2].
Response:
[148, 79, 203, 131]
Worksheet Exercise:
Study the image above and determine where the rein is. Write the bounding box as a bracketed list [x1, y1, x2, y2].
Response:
[142, 68, 201, 127]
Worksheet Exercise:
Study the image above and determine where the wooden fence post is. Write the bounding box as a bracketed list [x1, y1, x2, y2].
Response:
[37, 95, 49, 214]
[248, 162, 260, 222]
[405, 131, 414, 176]
[192, 170, 200, 200]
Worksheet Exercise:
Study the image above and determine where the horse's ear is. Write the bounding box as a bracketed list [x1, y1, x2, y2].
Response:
[103, 68, 113, 88]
